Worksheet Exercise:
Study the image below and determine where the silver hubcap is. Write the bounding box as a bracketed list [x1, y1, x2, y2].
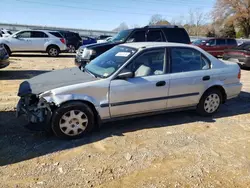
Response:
[68, 45, 76, 53]
[49, 48, 58, 56]
[59, 110, 88, 136]
[204, 93, 220, 113]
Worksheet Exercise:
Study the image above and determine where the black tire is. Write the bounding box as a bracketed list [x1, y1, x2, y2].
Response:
[4, 45, 12, 56]
[47, 46, 59, 57]
[68, 44, 76, 53]
[51, 102, 95, 139]
[196, 89, 222, 116]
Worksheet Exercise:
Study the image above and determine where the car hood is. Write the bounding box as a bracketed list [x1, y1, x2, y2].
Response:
[82, 41, 122, 49]
[18, 67, 98, 96]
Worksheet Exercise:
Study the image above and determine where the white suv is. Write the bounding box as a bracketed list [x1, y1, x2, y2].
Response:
[0, 30, 68, 57]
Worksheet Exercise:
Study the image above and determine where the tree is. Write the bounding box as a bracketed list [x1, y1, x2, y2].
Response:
[213, 0, 250, 38]
[113, 22, 129, 32]
[149, 14, 170, 25]
[188, 9, 206, 36]
[220, 24, 236, 38]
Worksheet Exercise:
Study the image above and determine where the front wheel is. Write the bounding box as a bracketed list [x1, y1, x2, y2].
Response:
[51, 102, 95, 139]
[197, 89, 222, 116]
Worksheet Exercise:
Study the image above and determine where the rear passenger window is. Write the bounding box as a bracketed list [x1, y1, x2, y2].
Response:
[147, 30, 164, 42]
[164, 28, 190, 44]
[128, 31, 146, 42]
[227, 39, 237, 46]
[171, 48, 210, 73]
[216, 39, 226, 46]
[31, 31, 48, 38]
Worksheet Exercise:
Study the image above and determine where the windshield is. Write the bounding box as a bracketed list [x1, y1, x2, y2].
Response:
[193, 39, 207, 45]
[109, 30, 132, 42]
[85, 46, 136, 78]
[235, 43, 250, 50]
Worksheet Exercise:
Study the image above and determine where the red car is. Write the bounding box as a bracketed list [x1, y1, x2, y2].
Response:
[193, 38, 237, 57]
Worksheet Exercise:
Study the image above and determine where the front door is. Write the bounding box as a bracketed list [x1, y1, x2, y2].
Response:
[109, 48, 170, 117]
[10, 31, 32, 51]
[168, 47, 213, 109]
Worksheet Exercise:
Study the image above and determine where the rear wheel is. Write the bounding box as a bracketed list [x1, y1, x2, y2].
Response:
[51, 102, 95, 139]
[197, 89, 222, 116]
[47, 46, 59, 57]
[68, 45, 76, 53]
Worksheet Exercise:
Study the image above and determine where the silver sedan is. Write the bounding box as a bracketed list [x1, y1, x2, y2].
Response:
[17, 42, 242, 139]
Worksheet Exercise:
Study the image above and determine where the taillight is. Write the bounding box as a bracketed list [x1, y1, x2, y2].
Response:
[60, 38, 66, 44]
[238, 69, 241, 79]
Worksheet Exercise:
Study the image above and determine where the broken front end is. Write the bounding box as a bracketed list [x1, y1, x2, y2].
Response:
[16, 81, 53, 128]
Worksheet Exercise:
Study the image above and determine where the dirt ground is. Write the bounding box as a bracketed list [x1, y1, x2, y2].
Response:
[0, 54, 250, 188]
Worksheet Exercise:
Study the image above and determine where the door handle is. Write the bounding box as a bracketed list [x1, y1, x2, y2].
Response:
[156, 81, 166, 87]
[203, 76, 210, 81]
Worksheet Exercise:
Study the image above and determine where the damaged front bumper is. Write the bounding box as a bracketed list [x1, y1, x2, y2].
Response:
[16, 95, 52, 129]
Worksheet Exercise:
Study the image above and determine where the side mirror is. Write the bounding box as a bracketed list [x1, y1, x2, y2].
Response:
[206, 43, 210, 46]
[117, 70, 134, 79]
[13, 35, 18, 38]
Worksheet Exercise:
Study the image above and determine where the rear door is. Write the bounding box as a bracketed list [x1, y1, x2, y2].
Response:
[29, 31, 49, 51]
[227, 39, 237, 49]
[168, 47, 212, 109]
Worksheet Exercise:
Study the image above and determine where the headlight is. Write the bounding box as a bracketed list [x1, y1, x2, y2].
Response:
[82, 48, 96, 59]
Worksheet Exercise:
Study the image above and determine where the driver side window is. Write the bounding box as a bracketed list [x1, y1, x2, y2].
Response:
[127, 31, 146, 42]
[17, 31, 31, 38]
[126, 49, 165, 77]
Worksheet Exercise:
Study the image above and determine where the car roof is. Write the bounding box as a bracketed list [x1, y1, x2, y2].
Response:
[120, 42, 193, 49]
[19, 29, 61, 33]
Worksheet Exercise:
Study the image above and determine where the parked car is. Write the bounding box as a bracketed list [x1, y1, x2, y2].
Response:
[223, 42, 250, 68]
[75, 25, 191, 67]
[0, 30, 67, 57]
[17, 42, 242, 139]
[97, 36, 113, 43]
[193, 38, 237, 57]
[58, 31, 82, 53]
[0, 44, 9, 69]
[82, 36, 97, 45]
[0, 29, 12, 37]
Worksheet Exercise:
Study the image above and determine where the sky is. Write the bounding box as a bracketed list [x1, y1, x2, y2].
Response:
[1, 0, 216, 31]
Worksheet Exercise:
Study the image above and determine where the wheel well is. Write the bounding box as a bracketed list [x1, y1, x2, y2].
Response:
[57, 100, 100, 126]
[205, 85, 227, 103]
[3, 44, 11, 52]
[46, 45, 60, 52]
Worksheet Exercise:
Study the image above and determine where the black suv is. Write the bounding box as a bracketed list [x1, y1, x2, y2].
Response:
[58, 31, 82, 52]
[75, 25, 190, 67]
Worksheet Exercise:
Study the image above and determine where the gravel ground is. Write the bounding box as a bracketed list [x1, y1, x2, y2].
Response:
[0, 54, 250, 188]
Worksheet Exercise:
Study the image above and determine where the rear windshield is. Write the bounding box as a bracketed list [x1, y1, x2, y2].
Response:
[164, 28, 190, 44]
[49, 32, 63, 38]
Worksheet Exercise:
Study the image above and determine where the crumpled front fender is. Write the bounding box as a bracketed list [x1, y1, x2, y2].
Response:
[41, 93, 99, 107]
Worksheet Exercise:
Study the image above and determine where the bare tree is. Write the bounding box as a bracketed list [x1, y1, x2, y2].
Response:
[188, 9, 206, 36]
[112, 22, 129, 32]
[213, 0, 250, 38]
[149, 14, 170, 25]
